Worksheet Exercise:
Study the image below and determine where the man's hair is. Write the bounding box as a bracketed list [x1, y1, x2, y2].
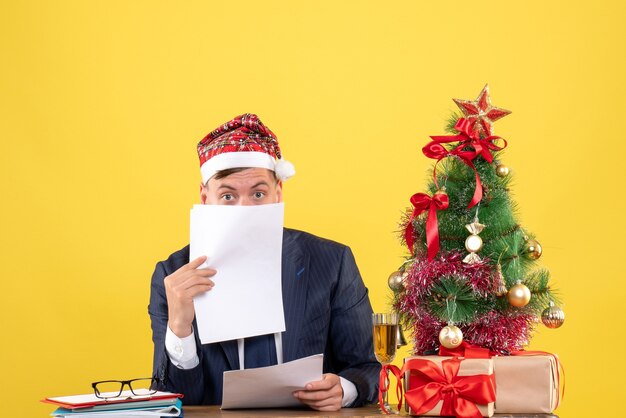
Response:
[209, 167, 279, 183]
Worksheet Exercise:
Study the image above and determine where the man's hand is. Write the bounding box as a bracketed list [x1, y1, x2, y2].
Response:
[293, 373, 344, 411]
[164, 255, 216, 337]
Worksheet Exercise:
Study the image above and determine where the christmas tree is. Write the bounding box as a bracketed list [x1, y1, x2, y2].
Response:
[392, 85, 565, 355]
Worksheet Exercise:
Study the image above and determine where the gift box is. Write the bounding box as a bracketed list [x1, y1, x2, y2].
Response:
[493, 354, 561, 414]
[403, 356, 495, 417]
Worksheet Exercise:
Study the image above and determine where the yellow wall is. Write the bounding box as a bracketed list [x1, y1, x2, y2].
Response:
[1, 1, 624, 416]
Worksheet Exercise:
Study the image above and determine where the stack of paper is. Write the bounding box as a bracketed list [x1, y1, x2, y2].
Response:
[42, 391, 183, 417]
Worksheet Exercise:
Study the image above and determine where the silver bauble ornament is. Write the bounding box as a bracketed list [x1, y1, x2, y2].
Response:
[541, 302, 565, 328]
[387, 270, 404, 292]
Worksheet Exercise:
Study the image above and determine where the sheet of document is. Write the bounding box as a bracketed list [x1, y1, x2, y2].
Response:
[221, 354, 324, 409]
[44, 392, 180, 408]
[190, 203, 285, 344]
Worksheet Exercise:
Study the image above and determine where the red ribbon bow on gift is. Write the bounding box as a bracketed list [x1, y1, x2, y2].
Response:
[378, 358, 496, 417]
[404, 357, 496, 418]
[422, 118, 507, 208]
[405, 191, 449, 260]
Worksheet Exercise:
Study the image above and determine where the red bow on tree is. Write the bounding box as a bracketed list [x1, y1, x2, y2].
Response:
[405, 191, 449, 260]
[422, 118, 507, 208]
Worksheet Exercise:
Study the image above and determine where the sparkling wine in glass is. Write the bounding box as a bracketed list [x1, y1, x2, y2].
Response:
[372, 313, 399, 414]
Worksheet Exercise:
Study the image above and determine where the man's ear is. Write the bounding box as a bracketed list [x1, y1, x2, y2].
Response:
[276, 181, 283, 203]
[200, 182, 208, 204]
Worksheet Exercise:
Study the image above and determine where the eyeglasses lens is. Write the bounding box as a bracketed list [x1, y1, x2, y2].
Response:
[94, 381, 124, 398]
[129, 378, 157, 396]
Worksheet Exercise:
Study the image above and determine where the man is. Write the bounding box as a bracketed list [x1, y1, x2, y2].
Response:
[148, 114, 379, 411]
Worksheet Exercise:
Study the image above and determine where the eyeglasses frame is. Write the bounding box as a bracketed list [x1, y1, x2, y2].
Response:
[91, 377, 162, 399]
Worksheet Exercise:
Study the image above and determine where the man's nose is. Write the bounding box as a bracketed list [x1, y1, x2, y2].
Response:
[238, 197, 254, 206]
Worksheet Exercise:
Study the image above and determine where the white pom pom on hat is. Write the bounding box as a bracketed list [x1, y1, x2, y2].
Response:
[274, 159, 296, 181]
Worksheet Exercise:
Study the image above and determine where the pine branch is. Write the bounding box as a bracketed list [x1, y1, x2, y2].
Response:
[524, 268, 561, 312]
[427, 275, 484, 323]
[445, 112, 463, 134]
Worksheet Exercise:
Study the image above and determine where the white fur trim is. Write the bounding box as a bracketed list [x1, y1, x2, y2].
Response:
[200, 151, 275, 184]
[275, 159, 296, 180]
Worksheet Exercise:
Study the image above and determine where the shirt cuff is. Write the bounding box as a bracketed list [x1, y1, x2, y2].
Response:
[165, 325, 200, 369]
[339, 377, 358, 407]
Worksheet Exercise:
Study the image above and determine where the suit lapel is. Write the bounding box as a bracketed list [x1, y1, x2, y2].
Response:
[219, 339, 240, 370]
[281, 229, 309, 362]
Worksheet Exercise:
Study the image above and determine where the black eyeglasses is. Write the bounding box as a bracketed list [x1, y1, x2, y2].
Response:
[91, 377, 161, 399]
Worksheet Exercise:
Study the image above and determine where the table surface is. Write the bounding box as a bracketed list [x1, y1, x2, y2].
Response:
[183, 405, 558, 417]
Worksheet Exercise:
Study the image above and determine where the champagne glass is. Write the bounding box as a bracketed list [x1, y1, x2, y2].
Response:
[372, 312, 399, 414]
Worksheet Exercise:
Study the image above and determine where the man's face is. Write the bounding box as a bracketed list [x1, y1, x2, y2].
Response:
[200, 168, 283, 206]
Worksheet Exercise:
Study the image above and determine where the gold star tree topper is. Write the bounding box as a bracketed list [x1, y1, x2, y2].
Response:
[453, 84, 511, 138]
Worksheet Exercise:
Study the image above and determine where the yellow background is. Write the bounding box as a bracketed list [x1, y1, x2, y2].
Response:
[1, 1, 624, 416]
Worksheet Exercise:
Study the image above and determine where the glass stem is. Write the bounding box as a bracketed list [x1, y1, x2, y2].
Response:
[383, 368, 390, 406]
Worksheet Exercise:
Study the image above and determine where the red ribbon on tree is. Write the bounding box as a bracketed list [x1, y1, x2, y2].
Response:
[422, 118, 507, 208]
[404, 357, 496, 418]
[405, 191, 449, 260]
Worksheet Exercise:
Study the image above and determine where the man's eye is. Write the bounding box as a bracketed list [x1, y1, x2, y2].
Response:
[222, 194, 234, 201]
[254, 192, 265, 199]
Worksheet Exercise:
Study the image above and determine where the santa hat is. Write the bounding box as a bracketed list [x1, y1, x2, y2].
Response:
[197, 113, 296, 184]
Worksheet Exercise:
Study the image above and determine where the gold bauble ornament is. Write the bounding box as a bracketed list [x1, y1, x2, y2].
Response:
[541, 302, 565, 328]
[508, 280, 531, 307]
[439, 324, 463, 349]
[387, 270, 405, 292]
[523, 239, 543, 260]
[496, 164, 510, 177]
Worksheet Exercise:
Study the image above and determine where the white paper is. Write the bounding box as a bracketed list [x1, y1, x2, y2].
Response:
[190, 203, 285, 344]
[221, 354, 324, 409]
[45, 391, 177, 406]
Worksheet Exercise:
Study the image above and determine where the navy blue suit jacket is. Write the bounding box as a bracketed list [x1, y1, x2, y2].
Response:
[148, 228, 380, 406]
